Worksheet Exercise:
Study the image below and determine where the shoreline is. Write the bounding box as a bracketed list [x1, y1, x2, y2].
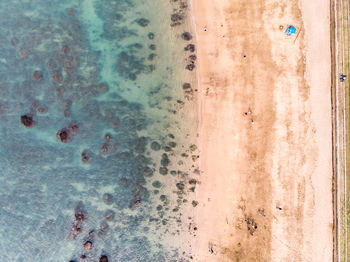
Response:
[190, 0, 333, 261]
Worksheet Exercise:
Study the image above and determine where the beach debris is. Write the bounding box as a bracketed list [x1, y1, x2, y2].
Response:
[258, 208, 266, 217]
[208, 242, 216, 254]
[204, 27, 207, 32]
[279, 25, 284, 30]
[340, 74, 347, 82]
[276, 206, 282, 210]
[244, 108, 252, 116]
[20, 114, 35, 128]
[284, 25, 296, 36]
[251, 119, 255, 125]
[244, 216, 258, 236]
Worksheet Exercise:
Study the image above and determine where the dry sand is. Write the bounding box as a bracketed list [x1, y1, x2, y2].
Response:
[190, 0, 333, 261]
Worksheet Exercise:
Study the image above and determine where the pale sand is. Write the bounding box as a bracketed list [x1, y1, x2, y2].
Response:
[190, 0, 332, 261]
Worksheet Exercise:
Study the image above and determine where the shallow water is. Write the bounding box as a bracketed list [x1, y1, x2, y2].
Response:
[0, 0, 198, 261]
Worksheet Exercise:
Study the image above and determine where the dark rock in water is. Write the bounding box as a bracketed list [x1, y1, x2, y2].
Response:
[66, 8, 74, 15]
[100, 221, 109, 232]
[159, 166, 168, 175]
[116, 51, 146, 80]
[143, 166, 153, 177]
[104, 209, 115, 221]
[102, 193, 113, 205]
[189, 55, 197, 61]
[37, 105, 46, 114]
[51, 70, 63, 83]
[81, 150, 91, 163]
[104, 133, 112, 142]
[69, 260, 76, 262]
[189, 179, 197, 185]
[152, 180, 161, 188]
[32, 70, 43, 81]
[168, 141, 176, 148]
[186, 64, 195, 71]
[99, 255, 109, 262]
[57, 128, 70, 143]
[47, 58, 57, 69]
[68, 121, 79, 134]
[136, 154, 148, 165]
[182, 83, 191, 90]
[20, 114, 35, 128]
[148, 32, 155, 40]
[161, 153, 170, 166]
[171, 22, 181, 27]
[171, 13, 183, 22]
[95, 83, 109, 94]
[176, 182, 185, 190]
[80, 255, 86, 260]
[83, 241, 93, 251]
[115, 13, 123, 20]
[64, 57, 75, 74]
[135, 137, 148, 153]
[181, 32, 192, 41]
[148, 53, 157, 61]
[11, 37, 19, 46]
[61, 45, 70, 55]
[168, 133, 175, 139]
[100, 143, 109, 155]
[163, 146, 172, 152]
[184, 44, 196, 52]
[136, 18, 150, 27]
[75, 211, 85, 222]
[149, 44, 156, 50]
[17, 48, 28, 59]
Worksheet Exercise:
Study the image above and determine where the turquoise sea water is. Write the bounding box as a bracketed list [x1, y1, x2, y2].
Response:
[0, 0, 198, 261]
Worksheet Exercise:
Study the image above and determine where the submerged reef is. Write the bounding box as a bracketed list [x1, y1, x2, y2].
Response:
[0, 0, 197, 261]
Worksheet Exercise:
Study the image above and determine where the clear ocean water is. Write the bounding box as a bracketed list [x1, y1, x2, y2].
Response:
[0, 0, 198, 261]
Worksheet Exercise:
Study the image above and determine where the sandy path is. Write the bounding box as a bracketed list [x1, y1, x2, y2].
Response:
[190, 0, 333, 261]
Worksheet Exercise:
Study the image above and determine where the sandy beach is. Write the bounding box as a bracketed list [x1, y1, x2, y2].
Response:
[190, 0, 333, 261]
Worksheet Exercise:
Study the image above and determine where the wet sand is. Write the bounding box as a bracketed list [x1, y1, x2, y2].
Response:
[190, 0, 332, 261]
